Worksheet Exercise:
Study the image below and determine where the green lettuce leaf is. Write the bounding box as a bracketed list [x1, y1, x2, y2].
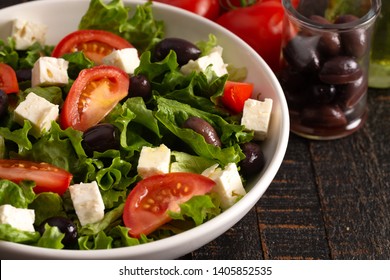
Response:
[109, 225, 152, 247]
[36, 224, 65, 249]
[20, 122, 86, 173]
[61, 51, 95, 80]
[29, 192, 66, 226]
[170, 151, 217, 174]
[0, 180, 35, 208]
[0, 224, 40, 244]
[168, 194, 221, 226]
[79, 203, 125, 236]
[155, 97, 250, 165]
[78, 0, 164, 52]
[78, 231, 113, 250]
[23, 86, 64, 106]
[0, 120, 32, 154]
[0, 39, 52, 70]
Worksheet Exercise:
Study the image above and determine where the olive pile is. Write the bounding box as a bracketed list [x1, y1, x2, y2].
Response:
[279, 14, 370, 136]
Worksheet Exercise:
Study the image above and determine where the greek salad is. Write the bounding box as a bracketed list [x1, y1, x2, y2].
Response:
[0, 0, 273, 250]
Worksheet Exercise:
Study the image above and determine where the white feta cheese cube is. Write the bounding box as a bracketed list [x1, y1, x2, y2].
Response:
[102, 48, 140, 74]
[241, 98, 273, 141]
[69, 181, 105, 226]
[14, 92, 59, 138]
[0, 204, 35, 232]
[11, 19, 47, 50]
[180, 46, 228, 77]
[137, 144, 171, 178]
[202, 163, 246, 210]
[31, 56, 69, 87]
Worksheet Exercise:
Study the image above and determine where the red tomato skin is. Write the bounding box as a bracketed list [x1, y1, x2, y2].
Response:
[154, 0, 221, 20]
[60, 65, 129, 132]
[0, 159, 73, 195]
[0, 63, 19, 94]
[221, 81, 254, 114]
[216, 1, 285, 72]
[52, 30, 133, 64]
[123, 172, 216, 237]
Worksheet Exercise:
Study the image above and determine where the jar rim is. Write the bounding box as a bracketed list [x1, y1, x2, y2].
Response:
[282, 0, 381, 31]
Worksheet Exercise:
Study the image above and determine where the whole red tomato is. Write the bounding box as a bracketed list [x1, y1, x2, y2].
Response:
[153, 0, 221, 20]
[216, 1, 285, 72]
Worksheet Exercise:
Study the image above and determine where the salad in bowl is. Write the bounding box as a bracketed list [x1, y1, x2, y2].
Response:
[0, 0, 289, 259]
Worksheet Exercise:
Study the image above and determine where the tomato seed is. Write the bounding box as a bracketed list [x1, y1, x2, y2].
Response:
[151, 205, 160, 213]
[147, 198, 155, 204]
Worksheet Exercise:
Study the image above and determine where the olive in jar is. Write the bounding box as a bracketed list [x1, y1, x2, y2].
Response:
[153, 37, 201, 66]
[282, 35, 321, 73]
[334, 15, 369, 58]
[319, 56, 363, 85]
[308, 15, 341, 57]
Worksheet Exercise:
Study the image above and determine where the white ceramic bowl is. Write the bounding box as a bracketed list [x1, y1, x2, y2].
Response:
[0, 0, 289, 259]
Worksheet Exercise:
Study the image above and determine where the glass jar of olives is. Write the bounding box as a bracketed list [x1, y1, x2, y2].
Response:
[279, 0, 381, 140]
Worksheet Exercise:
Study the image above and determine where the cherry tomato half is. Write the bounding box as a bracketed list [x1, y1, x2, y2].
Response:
[221, 81, 254, 114]
[154, 0, 221, 20]
[0, 159, 73, 195]
[0, 63, 19, 94]
[123, 172, 216, 237]
[60, 65, 129, 132]
[52, 30, 133, 64]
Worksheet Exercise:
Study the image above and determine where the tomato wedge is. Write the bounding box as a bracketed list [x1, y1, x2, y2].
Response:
[52, 30, 133, 64]
[123, 172, 216, 237]
[0, 63, 19, 94]
[60, 65, 129, 132]
[221, 81, 254, 114]
[0, 159, 73, 195]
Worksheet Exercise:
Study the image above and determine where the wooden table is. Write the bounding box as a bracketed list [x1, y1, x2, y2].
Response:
[2, 0, 390, 260]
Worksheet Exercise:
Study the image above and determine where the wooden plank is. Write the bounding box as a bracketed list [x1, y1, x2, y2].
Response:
[311, 90, 390, 259]
[0, 0, 27, 9]
[190, 207, 263, 259]
[256, 134, 330, 259]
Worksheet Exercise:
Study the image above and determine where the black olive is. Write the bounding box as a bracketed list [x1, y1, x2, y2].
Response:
[182, 116, 221, 147]
[278, 67, 310, 110]
[308, 15, 341, 57]
[128, 74, 152, 101]
[319, 56, 363, 85]
[283, 35, 321, 73]
[16, 69, 32, 82]
[301, 104, 348, 128]
[337, 74, 368, 109]
[82, 123, 120, 156]
[239, 142, 265, 178]
[334, 15, 369, 58]
[310, 82, 337, 104]
[0, 90, 9, 118]
[153, 37, 201, 66]
[37, 216, 78, 248]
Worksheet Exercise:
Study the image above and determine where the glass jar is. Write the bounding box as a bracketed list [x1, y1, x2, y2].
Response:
[369, 0, 390, 88]
[279, 0, 381, 140]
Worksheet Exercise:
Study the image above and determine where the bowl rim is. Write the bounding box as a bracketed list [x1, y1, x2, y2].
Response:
[0, 0, 290, 259]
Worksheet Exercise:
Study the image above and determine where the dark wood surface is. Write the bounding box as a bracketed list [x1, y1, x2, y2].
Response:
[2, 0, 390, 260]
